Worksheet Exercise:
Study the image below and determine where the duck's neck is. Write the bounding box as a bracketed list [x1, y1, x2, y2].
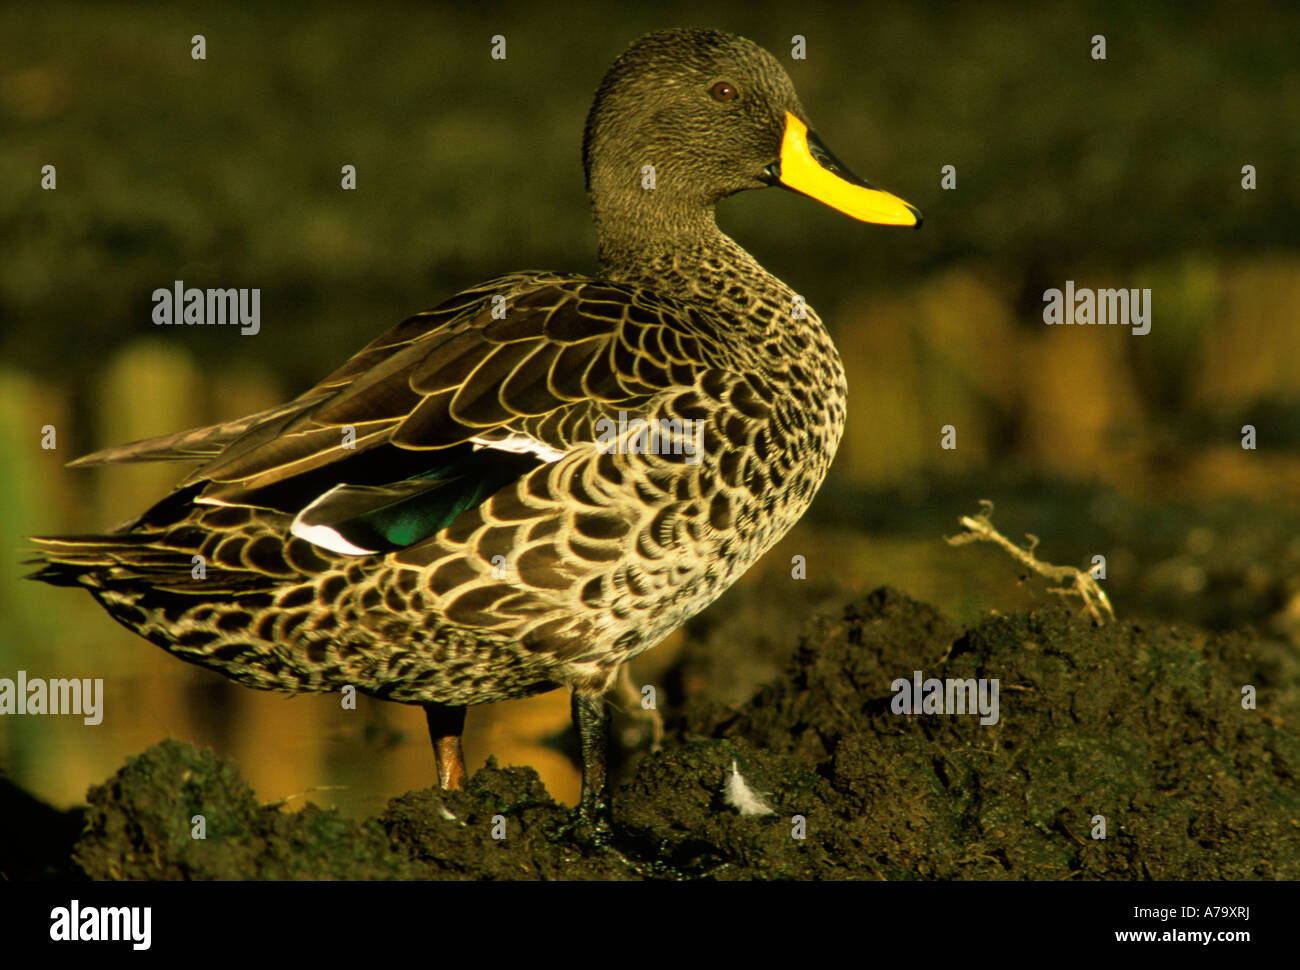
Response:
[593, 202, 799, 330]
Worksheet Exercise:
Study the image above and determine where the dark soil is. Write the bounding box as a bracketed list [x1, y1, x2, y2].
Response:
[7, 588, 1298, 880]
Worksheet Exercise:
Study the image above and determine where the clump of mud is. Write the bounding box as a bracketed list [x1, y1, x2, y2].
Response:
[73, 740, 417, 879]
[61, 588, 1300, 880]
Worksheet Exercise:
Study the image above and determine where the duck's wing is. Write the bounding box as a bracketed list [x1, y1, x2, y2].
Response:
[72, 271, 727, 555]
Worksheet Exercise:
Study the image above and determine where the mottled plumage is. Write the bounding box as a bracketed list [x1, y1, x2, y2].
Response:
[29, 27, 919, 823]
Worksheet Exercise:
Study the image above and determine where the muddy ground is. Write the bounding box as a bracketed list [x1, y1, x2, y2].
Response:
[6, 585, 1297, 880]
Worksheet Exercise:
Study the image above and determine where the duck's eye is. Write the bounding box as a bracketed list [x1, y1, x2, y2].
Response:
[710, 81, 737, 102]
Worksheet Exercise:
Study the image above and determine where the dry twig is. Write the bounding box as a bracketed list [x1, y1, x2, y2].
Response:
[946, 500, 1116, 625]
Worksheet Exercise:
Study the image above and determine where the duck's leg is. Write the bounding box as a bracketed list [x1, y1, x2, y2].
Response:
[572, 691, 611, 832]
[423, 702, 467, 790]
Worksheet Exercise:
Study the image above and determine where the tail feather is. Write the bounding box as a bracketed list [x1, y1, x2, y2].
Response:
[26, 533, 176, 583]
[25, 533, 274, 594]
[66, 396, 327, 468]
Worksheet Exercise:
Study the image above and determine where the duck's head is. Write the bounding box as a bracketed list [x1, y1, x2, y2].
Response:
[583, 28, 921, 234]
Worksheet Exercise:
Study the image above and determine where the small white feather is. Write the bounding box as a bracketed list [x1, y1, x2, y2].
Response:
[470, 433, 565, 463]
[723, 759, 775, 816]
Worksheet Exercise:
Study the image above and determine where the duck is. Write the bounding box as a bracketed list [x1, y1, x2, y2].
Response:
[29, 27, 920, 831]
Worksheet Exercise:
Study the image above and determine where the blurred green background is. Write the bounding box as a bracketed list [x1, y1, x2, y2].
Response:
[2, 0, 1298, 816]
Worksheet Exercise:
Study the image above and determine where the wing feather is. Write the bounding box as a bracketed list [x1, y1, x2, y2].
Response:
[68, 272, 728, 548]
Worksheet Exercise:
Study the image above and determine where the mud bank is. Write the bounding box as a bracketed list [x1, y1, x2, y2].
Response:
[11, 588, 1298, 880]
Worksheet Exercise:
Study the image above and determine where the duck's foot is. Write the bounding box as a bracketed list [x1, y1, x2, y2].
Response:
[571, 789, 615, 848]
[543, 787, 618, 856]
[559, 800, 672, 878]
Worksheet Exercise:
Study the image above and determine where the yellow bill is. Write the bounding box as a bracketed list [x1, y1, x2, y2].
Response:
[772, 112, 922, 227]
